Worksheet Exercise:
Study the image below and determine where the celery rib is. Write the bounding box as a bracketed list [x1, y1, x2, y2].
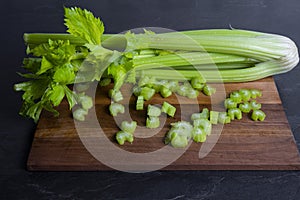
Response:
[133, 52, 258, 70]
[138, 57, 298, 82]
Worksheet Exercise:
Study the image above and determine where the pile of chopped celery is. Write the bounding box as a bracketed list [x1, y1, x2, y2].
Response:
[163, 88, 265, 148]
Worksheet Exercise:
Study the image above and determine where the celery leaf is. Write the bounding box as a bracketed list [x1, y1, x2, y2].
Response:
[64, 7, 104, 45]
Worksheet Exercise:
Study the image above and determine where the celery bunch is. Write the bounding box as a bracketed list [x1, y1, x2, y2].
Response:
[15, 7, 299, 122]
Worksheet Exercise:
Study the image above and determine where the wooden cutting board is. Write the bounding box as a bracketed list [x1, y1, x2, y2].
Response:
[27, 77, 300, 171]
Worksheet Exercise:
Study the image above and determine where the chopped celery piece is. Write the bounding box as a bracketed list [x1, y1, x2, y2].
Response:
[200, 108, 210, 119]
[170, 121, 193, 136]
[192, 127, 207, 143]
[202, 85, 216, 96]
[176, 85, 190, 96]
[191, 76, 206, 90]
[183, 80, 191, 87]
[147, 105, 161, 117]
[224, 98, 237, 109]
[174, 82, 199, 98]
[165, 121, 193, 148]
[227, 108, 242, 120]
[77, 93, 93, 110]
[210, 111, 219, 125]
[109, 102, 125, 116]
[160, 86, 172, 98]
[187, 88, 199, 99]
[132, 86, 141, 97]
[136, 95, 144, 110]
[116, 131, 134, 145]
[164, 128, 177, 144]
[224, 116, 231, 124]
[191, 108, 210, 120]
[151, 83, 161, 93]
[193, 118, 212, 135]
[161, 101, 176, 117]
[191, 113, 201, 121]
[239, 89, 251, 101]
[218, 112, 231, 124]
[250, 100, 261, 110]
[73, 108, 88, 121]
[108, 89, 123, 102]
[121, 121, 137, 134]
[140, 87, 155, 100]
[239, 102, 252, 113]
[138, 76, 156, 87]
[229, 91, 243, 103]
[251, 110, 266, 121]
[146, 116, 160, 128]
[171, 135, 188, 148]
[156, 80, 168, 86]
[250, 89, 262, 98]
[167, 80, 179, 92]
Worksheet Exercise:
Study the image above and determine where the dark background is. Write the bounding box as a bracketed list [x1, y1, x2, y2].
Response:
[1, 0, 300, 199]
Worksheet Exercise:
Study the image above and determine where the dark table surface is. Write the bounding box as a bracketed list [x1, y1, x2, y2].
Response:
[1, 0, 300, 199]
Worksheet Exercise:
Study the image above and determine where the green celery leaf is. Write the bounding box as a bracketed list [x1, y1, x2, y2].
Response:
[22, 58, 41, 73]
[16, 72, 41, 79]
[53, 64, 75, 84]
[64, 85, 77, 109]
[64, 7, 104, 45]
[19, 101, 43, 123]
[46, 41, 76, 65]
[14, 78, 50, 101]
[29, 43, 51, 57]
[48, 84, 65, 106]
[36, 56, 53, 75]
[29, 39, 76, 66]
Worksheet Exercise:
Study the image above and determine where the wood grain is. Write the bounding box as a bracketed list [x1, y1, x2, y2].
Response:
[27, 77, 300, 171]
